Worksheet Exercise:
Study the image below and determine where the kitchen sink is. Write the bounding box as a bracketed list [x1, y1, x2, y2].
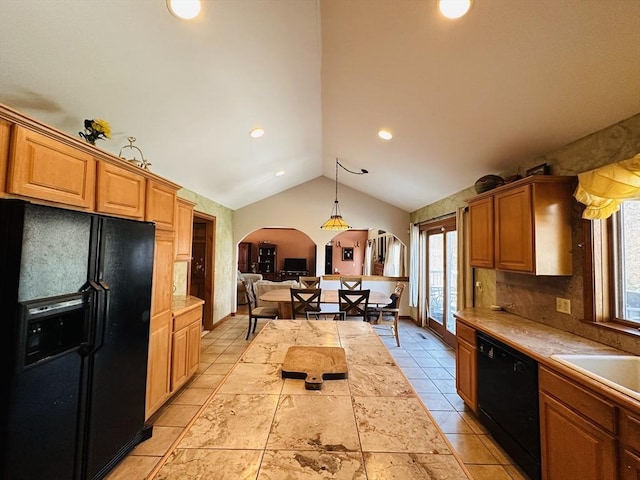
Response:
[551, 354, 640, 401]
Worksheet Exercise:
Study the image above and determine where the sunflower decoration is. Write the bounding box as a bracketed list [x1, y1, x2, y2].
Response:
[79, 118, 111, 145]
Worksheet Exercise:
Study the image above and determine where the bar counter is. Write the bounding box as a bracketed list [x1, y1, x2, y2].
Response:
[150, 320, 471, 479]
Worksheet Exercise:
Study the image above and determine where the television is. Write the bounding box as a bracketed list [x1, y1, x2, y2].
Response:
[283, 258, 307, 272]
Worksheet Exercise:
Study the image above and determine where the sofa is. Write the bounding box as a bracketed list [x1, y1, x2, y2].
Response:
[237, 271, 263, 305]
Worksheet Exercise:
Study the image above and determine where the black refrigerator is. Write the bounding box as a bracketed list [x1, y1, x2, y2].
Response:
[0, 199, 155, 480]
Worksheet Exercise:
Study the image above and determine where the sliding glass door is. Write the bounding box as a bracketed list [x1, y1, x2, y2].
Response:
[424, 217, 457, 347]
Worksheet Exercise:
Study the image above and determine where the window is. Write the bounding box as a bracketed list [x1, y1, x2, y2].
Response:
[613, 200, 640, 324]
[585, 199, 640, 329]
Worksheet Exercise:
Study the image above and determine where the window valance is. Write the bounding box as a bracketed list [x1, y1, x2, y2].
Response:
[574, 153, 640, 219]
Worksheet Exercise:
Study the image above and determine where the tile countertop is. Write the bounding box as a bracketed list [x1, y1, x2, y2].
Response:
[172, 295, 204, 316]
[455, 307, 640, 414]
[149, 320, 473, 480]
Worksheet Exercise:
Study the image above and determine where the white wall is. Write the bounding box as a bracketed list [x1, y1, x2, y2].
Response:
[234, 176, 411, 275]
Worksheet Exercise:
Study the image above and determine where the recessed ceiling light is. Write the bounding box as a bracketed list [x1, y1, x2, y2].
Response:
[378, 129, 393, 140]
[250, 127, 265, 138]
[167, 0, 201, 20]
[275, 170, 285, 177]
[438, 0, 472, 19]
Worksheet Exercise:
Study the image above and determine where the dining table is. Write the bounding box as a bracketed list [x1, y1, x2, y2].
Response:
[259, 288, 392, 319]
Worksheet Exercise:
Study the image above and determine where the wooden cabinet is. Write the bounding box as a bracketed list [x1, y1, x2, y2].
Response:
[0, 119, 10, 193]
[469, 196, 494, 268]
[238, 242, 252, 273]
[146, 231, 175, 418]
[96, 161, 146, 219]
[620, 409, 640, 480]
[467, 176, 574, 275]
[175, 198, 195, 261]
[7, 125, 96, 208]
[539, 366, 617, 480]
[455, 320, 477, 412]
[146, 179, 177, 231]
[146, 310, 172, 419]
[258, 243, 277, 280]
[171, 304, 202, 391]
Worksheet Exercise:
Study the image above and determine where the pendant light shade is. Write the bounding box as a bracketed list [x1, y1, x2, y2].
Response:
[320, 158, 367, 231]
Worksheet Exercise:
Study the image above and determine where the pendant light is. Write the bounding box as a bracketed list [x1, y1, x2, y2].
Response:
[320, 158, 368, 231]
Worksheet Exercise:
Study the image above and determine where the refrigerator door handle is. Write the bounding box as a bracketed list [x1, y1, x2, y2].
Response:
[94, 280, 111, 351]
[80, 281, 103, 353]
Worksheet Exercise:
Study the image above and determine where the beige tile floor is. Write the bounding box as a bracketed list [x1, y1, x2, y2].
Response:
[106, 311, 530, 480]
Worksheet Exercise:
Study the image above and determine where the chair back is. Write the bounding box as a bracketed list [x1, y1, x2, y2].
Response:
[388, 282, 406, 308]
[339, 289, 370, 318]
[299, 276, 320, 288]
[339, 276, 362, 290]
[243, 281, 256, 313]
[290, 288, 322, 318]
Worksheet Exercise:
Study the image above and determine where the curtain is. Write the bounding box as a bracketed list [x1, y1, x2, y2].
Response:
[574, 153, 640, 219]
[409, 223, 419, 306]
[363, 240, 373, 275]
[383, 237, 402, 276]
[456, 207, 473, 310]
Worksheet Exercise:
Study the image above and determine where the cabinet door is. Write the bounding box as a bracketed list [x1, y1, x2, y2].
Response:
[455, 337, 477, 412]
[187, 320, 201, 376]
[494, 184, 534, 272]
[8, 126, 96, 208]
[539, 391, 617, 480]
[146, 179, 177, 231]
[620, 449, 640, 480]
[146, 310, 172, 418]
[96, 162, 145, 219]
[468, 197, 494, 268]
[0, 119, 11, 193]
[171, 326, 189, 391]
[175, 199, 194, 261]
[151, 232, 175, 317]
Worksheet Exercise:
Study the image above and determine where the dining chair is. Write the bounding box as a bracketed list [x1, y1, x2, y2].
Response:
[366, 282, 405, 346]
[243, 281, 278, 340]
[338, 289, 370, 320]
[339, 276, 362, 290]
[290, 287, 322, 318]
[299, 276, 321, 288]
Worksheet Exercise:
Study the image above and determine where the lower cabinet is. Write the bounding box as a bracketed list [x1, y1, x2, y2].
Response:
[146, 310, 172, 418]
[171, 305, 202, 391]
[539, 366, 617, 480]
[620, 409, 640, 480]
[455, 320, 477, 413]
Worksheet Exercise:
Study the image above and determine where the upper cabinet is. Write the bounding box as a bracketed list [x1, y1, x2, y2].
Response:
[7, 125, 96, 209]
[96, 162, 146, 219]
[175, 198, 195, 261]
[0, 119, 10, 193]
[145, 179, 177, 231]
[468, 175, 575, 275]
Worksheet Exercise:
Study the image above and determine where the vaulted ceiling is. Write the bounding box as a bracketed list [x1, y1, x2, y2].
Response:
[1, 0, 638, 211]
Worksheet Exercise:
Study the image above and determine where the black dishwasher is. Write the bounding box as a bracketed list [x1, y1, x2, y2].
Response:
[477, 332, 540, 480]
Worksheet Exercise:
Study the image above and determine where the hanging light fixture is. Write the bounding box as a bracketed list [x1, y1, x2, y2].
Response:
[320, 158, 368, 231]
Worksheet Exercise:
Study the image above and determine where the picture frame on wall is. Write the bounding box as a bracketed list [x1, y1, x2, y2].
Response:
[525, 163, 549, 176]
[342, 247, 354, 261]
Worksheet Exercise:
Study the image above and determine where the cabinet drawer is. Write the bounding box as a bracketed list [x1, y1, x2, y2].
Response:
[8, 126, 96, 208]
[456, 321, 476, 345]
[539, 366, 616, 433]
[174, 305, 202, 331]
[96, 162, 146, 218]
[620, 410, 640, 452]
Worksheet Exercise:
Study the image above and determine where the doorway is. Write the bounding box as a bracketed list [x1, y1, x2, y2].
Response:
[422, 216, 457, 348]
[190, 213, 215, 331]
